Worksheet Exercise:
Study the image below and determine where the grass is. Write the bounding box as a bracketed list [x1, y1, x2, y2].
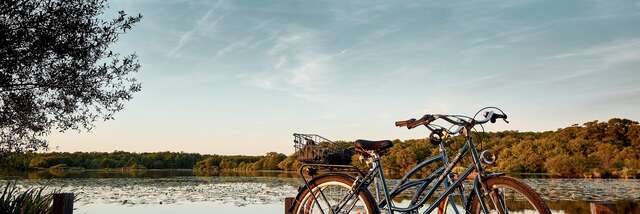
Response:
[0, 182, 55, 214]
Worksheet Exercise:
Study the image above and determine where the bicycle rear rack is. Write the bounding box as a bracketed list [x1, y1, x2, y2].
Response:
[288, 133, 364, 214]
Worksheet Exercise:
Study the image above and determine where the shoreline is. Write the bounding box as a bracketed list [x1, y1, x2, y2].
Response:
[2, 168, 639, 180]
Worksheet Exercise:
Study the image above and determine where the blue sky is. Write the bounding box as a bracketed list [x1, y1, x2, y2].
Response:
[49, 0, 640, 155]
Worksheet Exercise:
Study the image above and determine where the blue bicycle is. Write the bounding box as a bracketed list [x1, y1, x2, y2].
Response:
[288, 107, 550, 214]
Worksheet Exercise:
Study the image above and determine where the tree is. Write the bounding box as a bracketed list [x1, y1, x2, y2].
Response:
[255, 152, 286, 170]
[0, 0, 143, 153]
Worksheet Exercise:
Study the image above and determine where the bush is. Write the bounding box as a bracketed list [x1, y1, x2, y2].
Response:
[193, 158, 220, 174]
[544, 154, 589, 177]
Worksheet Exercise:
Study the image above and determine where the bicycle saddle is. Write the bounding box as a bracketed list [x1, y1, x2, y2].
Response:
[355, 139, 393, 153]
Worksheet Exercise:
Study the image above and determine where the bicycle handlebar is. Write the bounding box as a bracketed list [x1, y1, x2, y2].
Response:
[395, 108, 508, 132]
[395, 114, 436, 129]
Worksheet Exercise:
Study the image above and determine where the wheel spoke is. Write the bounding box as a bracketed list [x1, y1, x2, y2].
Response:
[498, 189, 509, 214]
[297, 179, 371, 214]
[470, 177, 550, 214]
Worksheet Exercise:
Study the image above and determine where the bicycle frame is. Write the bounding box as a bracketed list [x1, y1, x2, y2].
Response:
[322, 128, 495, 214]
[376, 140, 466, 213]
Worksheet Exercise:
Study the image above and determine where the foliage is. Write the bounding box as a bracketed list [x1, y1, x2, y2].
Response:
[277, 155, 301, 171]
[0, 150, 289, 173]
[0, 182, 54, 214]
[193, 157, 220, 175]
[253, 152, 287, 170]
[27, 151, 203, 170]
[0, 0, 143, 153]
[194, 152, 286, 174]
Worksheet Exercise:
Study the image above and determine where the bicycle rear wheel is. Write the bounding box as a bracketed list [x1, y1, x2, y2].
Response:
[292, 174, 378, 214]
[470, 176, 550, 214]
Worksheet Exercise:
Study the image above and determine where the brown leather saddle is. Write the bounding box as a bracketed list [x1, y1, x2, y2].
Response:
[354, 139, 393, 155]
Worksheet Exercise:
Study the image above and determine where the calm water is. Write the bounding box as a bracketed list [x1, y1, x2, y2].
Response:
[1, 170, 639, 213]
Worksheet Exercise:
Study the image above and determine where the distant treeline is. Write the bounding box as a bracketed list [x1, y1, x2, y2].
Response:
[1, 118, 639, 178]
[1, 151, 284, 172]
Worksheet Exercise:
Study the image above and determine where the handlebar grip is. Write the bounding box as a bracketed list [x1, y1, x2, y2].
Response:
[396, 114, 436, 129]
[395, 119, 416, 127]
[407, 114, 436, 129]
[407, 121, 423, 129]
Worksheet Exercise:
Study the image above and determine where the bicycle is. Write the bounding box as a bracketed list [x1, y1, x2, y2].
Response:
[287, 107, 551, 214]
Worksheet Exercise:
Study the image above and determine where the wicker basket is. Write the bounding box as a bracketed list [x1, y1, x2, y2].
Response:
[293, 133, 353, 165]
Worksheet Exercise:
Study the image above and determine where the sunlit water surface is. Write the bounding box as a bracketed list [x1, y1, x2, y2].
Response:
[1, 170, 639, 213]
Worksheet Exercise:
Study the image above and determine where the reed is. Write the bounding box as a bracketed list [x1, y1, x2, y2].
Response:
[0, 182, 55, 214]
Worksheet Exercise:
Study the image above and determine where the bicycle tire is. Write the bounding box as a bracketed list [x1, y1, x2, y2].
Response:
[470, 176, 551, 214]
[291, 174, 378, 214]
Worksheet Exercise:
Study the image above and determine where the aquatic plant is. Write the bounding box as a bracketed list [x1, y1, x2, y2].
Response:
[0, 182, 54, 214]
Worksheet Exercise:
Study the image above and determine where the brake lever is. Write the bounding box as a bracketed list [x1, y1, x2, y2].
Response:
[503, 118, 510, 124]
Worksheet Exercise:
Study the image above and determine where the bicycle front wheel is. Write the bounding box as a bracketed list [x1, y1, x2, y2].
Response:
[470, 176, 550, 214]
[293, 174, 378, 214]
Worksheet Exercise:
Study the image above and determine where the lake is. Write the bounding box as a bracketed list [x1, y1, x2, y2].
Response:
[1, 170, 639, 213]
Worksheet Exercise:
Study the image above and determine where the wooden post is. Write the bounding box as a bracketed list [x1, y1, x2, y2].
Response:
[52, 193, 74, 214]
[284, 197, 294, 214]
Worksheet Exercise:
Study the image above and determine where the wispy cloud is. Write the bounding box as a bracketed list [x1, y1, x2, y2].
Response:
[236, 27, 348, 102]
[167, 0, 225, 58]
[528, 68, 600, 86]
[214, 35, 254, 58]
[213, 20, 276, 58]
[469, 25, 544, 46]
[545, 39, 640, 75]
[549, 39, 640, 60]
[587, 86, 640, 107]
[330, 2, 392, 24]
[236, 72, 279, 90]
[517, 38, 640, 87]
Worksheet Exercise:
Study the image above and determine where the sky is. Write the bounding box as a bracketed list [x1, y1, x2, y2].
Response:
[49, 0, 640, 155]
